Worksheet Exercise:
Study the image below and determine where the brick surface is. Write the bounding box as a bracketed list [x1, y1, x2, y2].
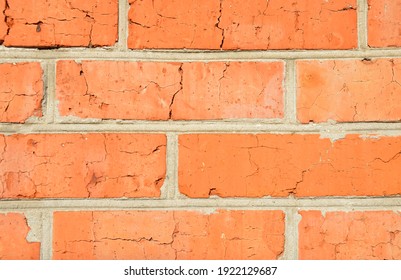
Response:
[368, 0, 401, 47]
[2, 0, 118, 47]
[179, 134, 401, 198]
[0, 213, 40, 260]
[53, 210, 285, 260]
[56, 61, 182, 120]
[57, 61, 284, 120]
[170, 62, 284, 119]
[297, 59, 401, 123]
[0, 134, 166, 198]
[128, 0, 357, 50]
[299, 211, 401, 259]
[0, 63, 43, 123]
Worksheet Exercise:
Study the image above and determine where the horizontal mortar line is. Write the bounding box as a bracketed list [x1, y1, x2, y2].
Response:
[1, 122, 401, 134]
[0, 197, 401, 210]
[2, 48, 401, 61]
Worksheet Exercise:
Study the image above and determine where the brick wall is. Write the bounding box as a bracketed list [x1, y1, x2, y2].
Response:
[1, 0, 401, 260]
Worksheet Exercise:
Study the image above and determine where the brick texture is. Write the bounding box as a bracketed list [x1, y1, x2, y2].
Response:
[1, 0, 118, 47]
[53, 210, 285, 260]
[297, 59, 401, 123]
[179, 134, 401, 198]
[368, 0, 401, 47]
[57, 61, 284, 120]
[299, 211, 401, 259]
[0, 213, 40, 260]
[0, 134, 166, 198]
[0, 63, 43, 123]
[128, 0, 357, 50]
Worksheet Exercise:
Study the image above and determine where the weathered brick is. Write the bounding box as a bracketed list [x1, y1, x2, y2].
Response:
[53, 210, 285, 259]
[0, 0, 7, 42]
[179, 134, 401, 197]
[128, 0, 357, 50]
[0, 134, 166, 198]
[2, 0, 118, 47]
[299, 211, 401, 259]
[0, 213, 40, 260]
[0, 63, 43, 123]
[56, 60, 182, 120]
[297, 59, 401, 123]
[171, 62, 284, 120]
[368, 0, 401, 47]
[57, 61, 284, 120]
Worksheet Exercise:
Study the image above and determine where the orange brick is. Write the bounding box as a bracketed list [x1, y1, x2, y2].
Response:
[57, 61, 284, 120]
[297, 59, 401, 123]
[0, 0, 7, 42]
[0, 63, 43, 123]
[368, 0, 401, 47]
[2, 0, 118, 47]
[0, 134, 166, 198]
[0, 213, 40, 260]
[56, 61, 182, 120]
[53, 210, 285, 260]
[171, 62, 284, 119]
[128, 0, 357, 50]
[299, 211, 401, 260]
[178, 134, 401, 197]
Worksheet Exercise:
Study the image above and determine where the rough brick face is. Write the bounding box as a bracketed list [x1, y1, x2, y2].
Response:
[0, 213, 40, 260]
[2, 0, 118, 47]
[299, 211, 401, 260]
[128, 0, 357, 50]
[179, 134, 401, 198]
[368, 0, 401, 47]
[171, 62, 284, 119]
[56, 61, 182, 120]
[57, 61, 284, 120]
[297, 59, 401, 123]
[0, 134, 166, 198]
[53, 210, 285, 260]
[0, 63, 43, 123]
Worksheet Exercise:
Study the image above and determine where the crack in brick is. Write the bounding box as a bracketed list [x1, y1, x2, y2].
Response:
[216, 0, 225, 49]
[168, 63, 183, 119]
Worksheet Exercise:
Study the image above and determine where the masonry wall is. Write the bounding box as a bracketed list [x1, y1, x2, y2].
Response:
[1, 0, 401, 260]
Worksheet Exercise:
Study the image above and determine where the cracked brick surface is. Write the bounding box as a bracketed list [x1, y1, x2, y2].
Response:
[1, 0, 118, 47]
[57, 61, 284, 120]
[0, 213, 40, 259]
[178, 134, 401, 198]
[299, 211, 401, 260]
[297, 59, 401, 123]
[171, 62, 284, 120]
[53, 210, 285, 260]
[128, 0, 357, 50]
[0, 134, 166, 198]
[0, 63, 43, 123]
[368, 0, 401, 47]
[57, 61, 182, 120]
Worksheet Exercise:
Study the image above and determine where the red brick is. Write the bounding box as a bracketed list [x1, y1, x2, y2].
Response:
[171, 62, 284, 120]
[0, 134, 166, 198]
[57, 61, 284, 120]
[299, 211, 401, 259]
[0, 63, 43, 123]
[0, 0, 7, 42]
[178, 134, 401, 197]
[53, 210, 285, 259]
[128, 0, 357, 50]
[0, 213, 40, 260]
[297, 59, 401, 123]
[2, 0, 118, 47]
[56, 60, 182, 120]
[368, 0, 401, 47]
